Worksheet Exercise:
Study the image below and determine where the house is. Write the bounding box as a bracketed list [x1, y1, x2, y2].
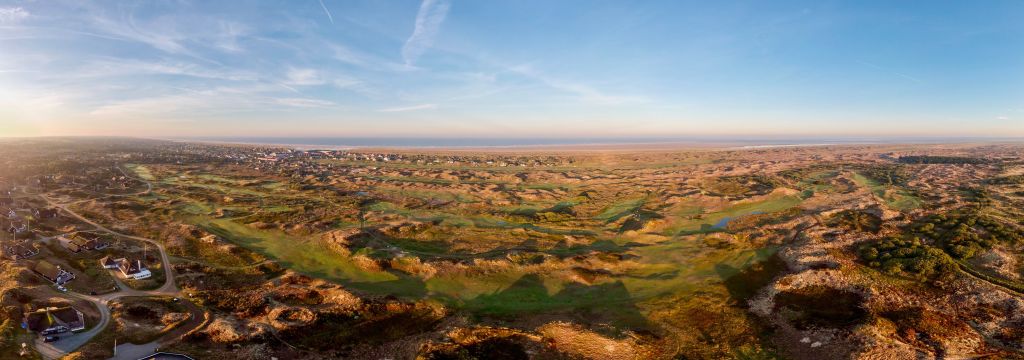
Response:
[25, 306, 86, 334]
[59, 233, 110, 253]
[7, 221, 28, 235]
[34, 208, 59, 219]
[99, 255, 118, 269]
[116, 258, 152, 280]
[58, 235, 82, 253]
[78, 233, 110, 250]
[92, 236, 111, 250]
[4, 242, 39, 260]
[32, 260, 75, 285]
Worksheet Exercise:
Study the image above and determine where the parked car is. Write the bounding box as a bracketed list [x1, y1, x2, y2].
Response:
[43, 335, 59, 342]
[41, 326, 68, 335]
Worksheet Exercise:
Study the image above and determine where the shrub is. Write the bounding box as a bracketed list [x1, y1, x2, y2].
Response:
[859, 236, 957, 282]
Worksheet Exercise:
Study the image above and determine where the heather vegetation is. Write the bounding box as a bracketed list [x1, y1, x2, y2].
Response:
[897, 156, 989, 164]
[3, 139, 1024, 359]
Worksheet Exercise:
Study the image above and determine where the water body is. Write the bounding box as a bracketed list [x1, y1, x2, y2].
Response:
[167, 136, 1014, 149]
[713, 211, 765, 228]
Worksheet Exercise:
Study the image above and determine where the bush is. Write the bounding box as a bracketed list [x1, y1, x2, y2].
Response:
[859, 237, 957, 282]
[827, 210, 882, 233]
[858, 165, 911, 186]
[909, 212, 1019, 260]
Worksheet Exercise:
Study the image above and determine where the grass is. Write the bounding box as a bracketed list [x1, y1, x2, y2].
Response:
[376, 187, 479, 204]
[795, 170, 838, 198]
[124, 164, 155, 181]
[118, 162, 791, 339]
[595, 198, 646, 222]
[666, 193, 803, 235]
[177, 204, 782, 325]
[851, 172, 922, 211]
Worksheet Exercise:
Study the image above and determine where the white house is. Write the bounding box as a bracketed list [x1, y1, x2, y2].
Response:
[116, 258, 152, 280]
[99, 256, 118, 269]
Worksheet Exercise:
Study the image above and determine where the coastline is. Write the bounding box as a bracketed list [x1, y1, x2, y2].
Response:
[161, 137, 900, 152]
[4, 135, 1022, 152]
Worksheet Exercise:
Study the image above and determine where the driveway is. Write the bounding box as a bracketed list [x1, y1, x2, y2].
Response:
[33, 293, 111, 359]
[30, 189, 184, 359]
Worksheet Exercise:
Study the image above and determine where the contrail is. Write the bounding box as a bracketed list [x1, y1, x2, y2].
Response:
[318, 0, 334, 24]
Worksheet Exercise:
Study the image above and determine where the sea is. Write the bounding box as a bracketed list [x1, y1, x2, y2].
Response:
[169, 136, 1019, 149]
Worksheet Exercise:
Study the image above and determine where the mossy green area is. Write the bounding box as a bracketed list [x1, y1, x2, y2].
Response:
[181, 209, 779, 324]
[365, 201, 591, 236]
[851, 172, 922, 211]
[124, 163, 155, 181]
[595, 198, 646, 222]
[192, 218, 432, 296]
[123, 164, 793, 356]
[795, 170, 838, 198]
[360, 174, 573, 191]
[666, 193, 803, 235]
[376, 187, 479, 203]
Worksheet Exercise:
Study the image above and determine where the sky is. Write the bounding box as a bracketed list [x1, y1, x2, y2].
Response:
[1, 0, 1022, 138]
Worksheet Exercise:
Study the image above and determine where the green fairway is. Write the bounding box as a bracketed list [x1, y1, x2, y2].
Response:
[851, 172, 922, 211]
[124, 164, 155, 181]
[666, 193, 803, 234]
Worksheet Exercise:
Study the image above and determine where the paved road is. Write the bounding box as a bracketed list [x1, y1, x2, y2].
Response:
[110, 342, 158, 360]
[43, 192, 177, 295]
[27, 182, 196, 359]
[33, 291, 112, 360]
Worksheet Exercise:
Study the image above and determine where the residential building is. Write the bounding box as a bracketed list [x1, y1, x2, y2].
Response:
[34, 208, 59, 219]
[4, 242, 39, 260]
[32, 260, 75, 285]
[25, 306, 86, 334]
[59, 233, 110, 253]
[99, 255, 119, 269]
[117, 258, 152, 280]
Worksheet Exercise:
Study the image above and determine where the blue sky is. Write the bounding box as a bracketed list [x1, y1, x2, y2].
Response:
[1, 0, 1022, 138]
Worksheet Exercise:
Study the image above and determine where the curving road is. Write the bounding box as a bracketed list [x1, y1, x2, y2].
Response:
[28, 171, 196, 359]
[33, 291, 112, 360]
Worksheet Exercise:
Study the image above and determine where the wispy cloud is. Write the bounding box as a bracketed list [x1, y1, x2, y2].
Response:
[212, 21, 248, 53]
[275, 97, 335, 107]
[855, 60, 922, 83]
[87, 12, 190, 55]
[72, 5, 243, 64]
[330, 43, 409, 72]
[284, 67, 326, 86]
[73, 58, 257, 81]
[508, 64, 648, 105]
[0, 7, 29, 24]
[379, 103, 437, 112]
[84, 83, 336, 118]
[402, 0, 451, 66]
[996, 116, 1009, 120]
[318, 0, 335, 24]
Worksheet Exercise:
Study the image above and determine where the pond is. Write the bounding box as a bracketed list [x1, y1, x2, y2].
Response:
[712, 211, 764, 228]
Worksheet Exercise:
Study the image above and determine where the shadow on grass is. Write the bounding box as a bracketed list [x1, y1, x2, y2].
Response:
[715, 252, 788, 304]
[464, 274, 653, 335]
